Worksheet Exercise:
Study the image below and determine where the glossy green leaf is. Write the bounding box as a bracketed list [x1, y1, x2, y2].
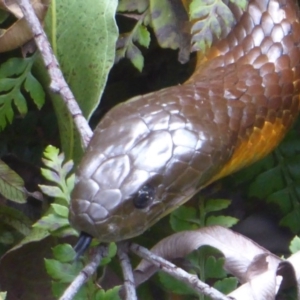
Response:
[44, 0, 118, 162]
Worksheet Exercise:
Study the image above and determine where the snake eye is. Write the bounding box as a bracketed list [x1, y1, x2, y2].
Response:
[133, 184, 155, 209]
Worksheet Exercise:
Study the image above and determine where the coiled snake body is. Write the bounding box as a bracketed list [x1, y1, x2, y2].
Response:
[69, 0, 300, 245]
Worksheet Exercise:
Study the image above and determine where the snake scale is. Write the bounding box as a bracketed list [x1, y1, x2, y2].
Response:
[69, 0, 300, 253]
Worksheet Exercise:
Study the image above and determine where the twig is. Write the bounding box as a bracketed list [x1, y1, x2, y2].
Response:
[117, 243, 138, 300]
[130, 243, 232, 300]
[59, 245, 107, 300]
[16, 0, 93, 148]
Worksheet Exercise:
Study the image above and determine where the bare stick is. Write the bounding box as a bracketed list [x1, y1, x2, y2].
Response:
[16, 0, 93, 148]
[117, 244, 138, 300]
[130, 243, 232, 300]
[59, 245, 107, 300]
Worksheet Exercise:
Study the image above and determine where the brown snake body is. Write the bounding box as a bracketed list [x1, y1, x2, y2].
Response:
[69, 0, 300, 247]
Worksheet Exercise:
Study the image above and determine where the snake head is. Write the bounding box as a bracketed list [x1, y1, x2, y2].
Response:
[69, 95, 178, 242]
[69, 89, 228, 242]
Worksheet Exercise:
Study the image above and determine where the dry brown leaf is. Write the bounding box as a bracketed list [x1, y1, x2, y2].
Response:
[0, 0, 50, 53]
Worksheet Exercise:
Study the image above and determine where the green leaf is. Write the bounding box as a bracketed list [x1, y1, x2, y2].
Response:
[204, 199, 231, 213]
[135, 24, 151, 48]
[0, 55, 45, 130]
[44, 259, 78, 283]
[34, 214, 69, 232]
[231, 0, 247, 10]
[170, 206, 198, 232]
[44, 0, 118, 162]
[214, 277, 238, 295]
[100, 242, 117, 265]
[289, 236, 300, 254]
[280, 208, 300, 234]
[39, 185, 65, 199]
[35, 146, 76, 237]
[107, 242, 117, 258]
[51, 204, 69, 218]
[189, 0, 237, 52]
[0, 291, 7, 300]
[0, 206, 31, 236]
[158, 272, 196, 295]
[40, 168, 61, 184]
[39, 145, 74, 203]
[0, 159, 27, 203]
[52, 244, 76, 263]
[13, 91, 27, 115]
[0, 9, 9, 23]
[205, 256, 227, 278]
[0, 78, 15, 92]
[0, 57, 27, 77]
[150, 0, 181, 50]
[24, 72, 45, 109]
[95, 286, 122, 300]
[118, 0, 148, 13]
[52, 281, 87, 299]
[10, 227, 49, 252]
[126, 43, 144, 72]
[0, 231, 14, 245]
[248, 166, 284, 199]
[206, 215, 238, 228]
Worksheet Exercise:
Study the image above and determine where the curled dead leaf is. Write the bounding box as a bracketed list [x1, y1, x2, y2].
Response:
[0, 0, 50, 53]
[134, 226, 300, 299]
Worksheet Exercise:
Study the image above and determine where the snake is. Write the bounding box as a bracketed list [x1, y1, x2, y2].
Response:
[69, 0, 300, 254]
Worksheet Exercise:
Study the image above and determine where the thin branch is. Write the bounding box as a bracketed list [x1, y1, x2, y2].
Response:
[16, 0, 93, 148]
[118, 243, 138, 300]
[129, 243, 232, 300]
[59, 245, 107, 300]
